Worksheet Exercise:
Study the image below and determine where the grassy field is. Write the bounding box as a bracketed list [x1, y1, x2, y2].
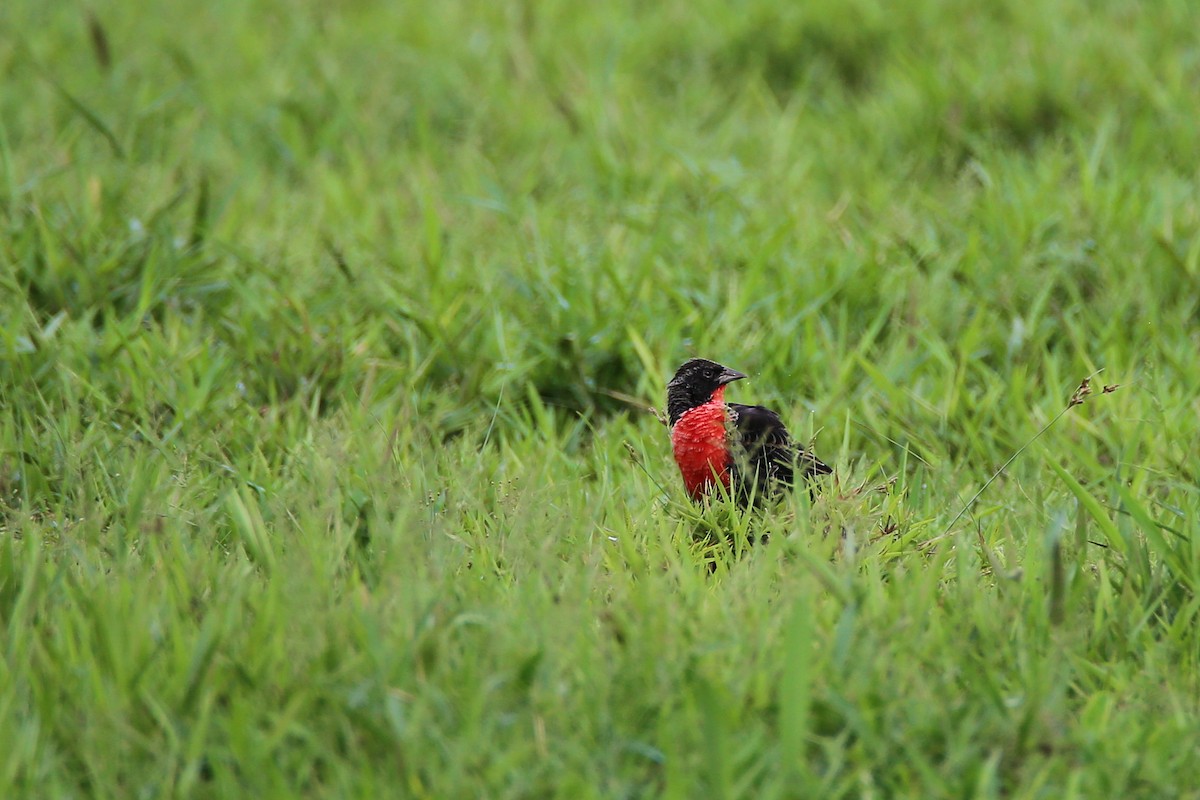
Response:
[3, 0, 1200, 796]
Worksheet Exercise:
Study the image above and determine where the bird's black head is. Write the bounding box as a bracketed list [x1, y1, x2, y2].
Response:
[666, 358, 746, 425]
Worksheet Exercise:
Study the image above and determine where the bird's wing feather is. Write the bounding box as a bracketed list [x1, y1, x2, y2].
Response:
[727, 403, 831, 502]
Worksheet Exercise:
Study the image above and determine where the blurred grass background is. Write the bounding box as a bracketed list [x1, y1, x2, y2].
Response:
[2, 0, 1200, 797]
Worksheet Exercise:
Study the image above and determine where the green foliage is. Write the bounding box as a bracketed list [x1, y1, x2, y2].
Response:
[2, 0, 1200, 796]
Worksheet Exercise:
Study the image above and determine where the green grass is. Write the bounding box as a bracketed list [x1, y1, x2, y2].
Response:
[3, 0, 1200, 796]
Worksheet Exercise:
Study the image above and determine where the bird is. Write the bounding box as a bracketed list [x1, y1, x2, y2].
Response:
[666, 358, 831, 505]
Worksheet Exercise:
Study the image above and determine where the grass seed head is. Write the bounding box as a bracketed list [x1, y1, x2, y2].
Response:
[1069, 377, 1093, 407]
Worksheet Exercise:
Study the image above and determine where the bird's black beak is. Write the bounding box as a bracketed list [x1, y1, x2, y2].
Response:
[718, 367, 747, 386]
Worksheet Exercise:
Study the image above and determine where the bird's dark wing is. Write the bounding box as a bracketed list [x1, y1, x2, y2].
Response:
[727, 403, 831, 503]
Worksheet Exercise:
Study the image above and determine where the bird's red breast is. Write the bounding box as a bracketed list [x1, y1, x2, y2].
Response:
[670, 385, 731, 500]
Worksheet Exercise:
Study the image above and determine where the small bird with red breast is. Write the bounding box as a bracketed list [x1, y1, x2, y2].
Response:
[667, 358, 831, 504]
